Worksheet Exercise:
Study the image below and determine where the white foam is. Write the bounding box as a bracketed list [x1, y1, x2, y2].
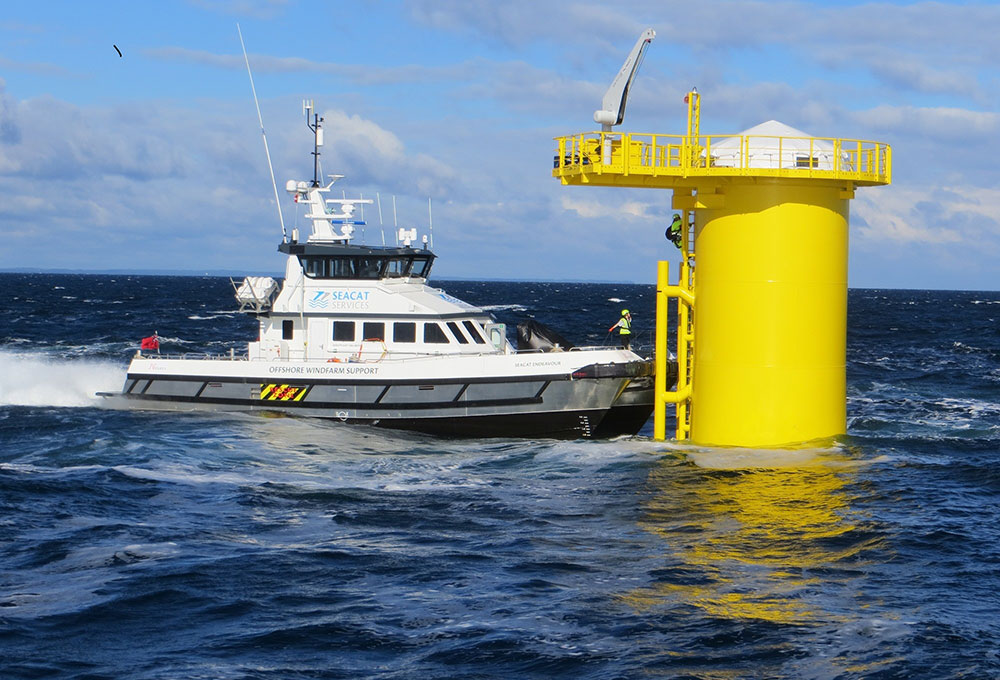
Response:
[0, 350, 126, 407]
[479, 304, 527, 312]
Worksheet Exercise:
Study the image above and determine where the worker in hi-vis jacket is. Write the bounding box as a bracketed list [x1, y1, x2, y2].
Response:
[609, 309, 632, 350]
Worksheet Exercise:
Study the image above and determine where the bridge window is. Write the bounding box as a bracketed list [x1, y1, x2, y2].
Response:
[356, 257, 382, 278]
[411, 257, 432, 278]
[333, 321, 355, 342]
[384, 258, 407, 278]
[303, 257, 327, 278]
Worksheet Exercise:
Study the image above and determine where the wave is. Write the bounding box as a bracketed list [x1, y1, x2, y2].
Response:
[0, 350, 125, 407]
[479, 304, 528, 312]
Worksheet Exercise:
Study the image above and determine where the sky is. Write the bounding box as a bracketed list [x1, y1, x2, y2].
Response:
[0, 0, 998, 290]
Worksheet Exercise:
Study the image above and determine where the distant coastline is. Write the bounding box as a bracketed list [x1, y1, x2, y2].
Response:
[0, 268, 644, 285]
[1, 269, 997, 291]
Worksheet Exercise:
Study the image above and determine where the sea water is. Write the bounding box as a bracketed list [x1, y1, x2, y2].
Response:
[1, 273, 998, 679]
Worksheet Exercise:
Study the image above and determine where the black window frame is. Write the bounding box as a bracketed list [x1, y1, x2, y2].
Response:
[333, 321, 356, 342]
[410, 257, 432, 278]
[363, 321, 386, 341]
[462, 320, 487, 344]
[446, 321, 469, 344]
[282, 319, 294, 340]
[423, 322, 450, 344]
[393, 322, 416, 343]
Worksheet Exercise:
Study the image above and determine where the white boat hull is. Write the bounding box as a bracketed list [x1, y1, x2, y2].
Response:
[98, 349, 666, 439]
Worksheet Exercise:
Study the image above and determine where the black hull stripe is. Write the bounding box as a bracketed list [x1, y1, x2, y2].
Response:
[116, 393, 544, 411]
[125, 372, 574, 387]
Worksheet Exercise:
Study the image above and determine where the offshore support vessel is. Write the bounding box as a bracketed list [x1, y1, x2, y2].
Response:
[99, 105, 673, 439]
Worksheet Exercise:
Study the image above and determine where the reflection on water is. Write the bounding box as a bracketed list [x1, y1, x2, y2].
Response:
[626, 444, 887, 628]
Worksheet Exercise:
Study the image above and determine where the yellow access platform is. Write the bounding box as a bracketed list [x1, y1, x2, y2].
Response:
[554, 92, 891, 447]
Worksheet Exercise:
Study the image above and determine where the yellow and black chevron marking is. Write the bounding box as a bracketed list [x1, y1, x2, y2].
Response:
[259, 383, 308, 402]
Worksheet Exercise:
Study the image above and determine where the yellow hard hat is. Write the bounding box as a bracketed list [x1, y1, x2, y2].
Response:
[622, 309, 629, 316]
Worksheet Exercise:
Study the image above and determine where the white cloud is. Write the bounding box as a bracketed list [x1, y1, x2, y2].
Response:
[560, 195, 655, 220]
[853, 184, 1000, 248]
[144, 46, 478, 85]
[857, 105, 1000, 140]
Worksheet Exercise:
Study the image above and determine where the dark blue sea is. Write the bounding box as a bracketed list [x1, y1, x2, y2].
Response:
[2, 273, 999, 679]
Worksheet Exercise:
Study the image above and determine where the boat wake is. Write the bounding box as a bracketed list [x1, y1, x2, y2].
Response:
[0, 350, 125, 407]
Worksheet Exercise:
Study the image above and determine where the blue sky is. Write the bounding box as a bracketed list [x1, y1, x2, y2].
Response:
[1, 0, 998, 289]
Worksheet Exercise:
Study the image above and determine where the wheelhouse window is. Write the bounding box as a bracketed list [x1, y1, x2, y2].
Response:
[330, 258, 356, 278]
[410, 257, 432, 278]
[424, 323, 450, 344]
[304, 257, 327, 278]
[299, 253, 435, 280]
[463, 320, 487, 344]
[333, 321, 356, 342]
[356, 258, 382, 278]
[384, 258, 408, 278]
[446, 321, 469, 344]
[393, 322, 416, 343]
[363, 322, 385, 341]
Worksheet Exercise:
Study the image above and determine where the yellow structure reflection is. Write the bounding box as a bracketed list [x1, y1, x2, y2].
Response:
[625, 445, 878, 625]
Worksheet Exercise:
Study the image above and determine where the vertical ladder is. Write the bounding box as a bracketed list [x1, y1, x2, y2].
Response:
[675, 209, 696, 440]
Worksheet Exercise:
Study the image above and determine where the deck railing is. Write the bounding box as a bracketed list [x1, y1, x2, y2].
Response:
[553, 132, 891, 186]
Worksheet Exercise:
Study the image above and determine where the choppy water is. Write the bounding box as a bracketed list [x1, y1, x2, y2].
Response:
[1, 273, 999, 679]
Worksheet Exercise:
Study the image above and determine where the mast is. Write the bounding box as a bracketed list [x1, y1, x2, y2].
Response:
[303, 100, 324, 187]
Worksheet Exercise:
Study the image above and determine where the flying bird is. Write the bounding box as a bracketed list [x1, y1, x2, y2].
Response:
[113, 45, 122, 58]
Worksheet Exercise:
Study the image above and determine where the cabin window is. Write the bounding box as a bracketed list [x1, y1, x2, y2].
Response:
[384, 258, 408, 278]
[411, 257, 431, 278]
[363, 322, 385, 341]
[356, 258, 382, 278]
[463, 320, 487, 344]
[424, 323, 450, 344]
[393, 322, 416, 343]
[303, 257, 327, 278]
[282, 319, 294, 340]
[330, 258, 355, 278]
[446, 321, 469, 344]
[333, 321, 356, 342]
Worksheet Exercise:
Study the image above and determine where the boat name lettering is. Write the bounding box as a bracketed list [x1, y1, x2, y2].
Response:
[268, 365, 379, 375]
[307, 290, 371, 310]
[331, 290, 369, 301]
[329, 300, 370, 310]
[513, 360, 561, 367]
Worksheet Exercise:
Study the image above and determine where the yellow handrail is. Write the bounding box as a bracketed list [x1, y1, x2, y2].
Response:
[553, 131, 891, 186]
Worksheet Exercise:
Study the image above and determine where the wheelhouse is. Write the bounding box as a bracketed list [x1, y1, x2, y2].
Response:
[279, 241, 435, 280]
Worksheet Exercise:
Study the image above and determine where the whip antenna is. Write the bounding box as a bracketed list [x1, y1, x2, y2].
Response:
[237, 24, 287, 241]
[377, 193, 386, 246]
[428, 197, 434, 249]
[392, 195, 398, 246]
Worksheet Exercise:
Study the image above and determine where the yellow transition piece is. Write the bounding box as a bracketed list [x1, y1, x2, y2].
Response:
[554, 92, 890, 447]
[692, 181, 848, 446]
